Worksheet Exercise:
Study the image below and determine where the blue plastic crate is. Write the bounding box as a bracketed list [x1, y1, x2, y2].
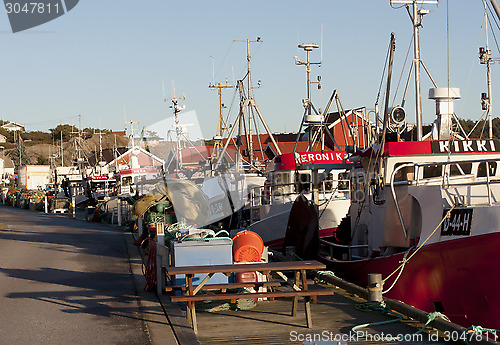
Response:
[170, 239, 233, 286]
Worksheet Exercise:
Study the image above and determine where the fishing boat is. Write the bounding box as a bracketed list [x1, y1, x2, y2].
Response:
[318, 0, 500, 329]
[239, 43, 373, 248]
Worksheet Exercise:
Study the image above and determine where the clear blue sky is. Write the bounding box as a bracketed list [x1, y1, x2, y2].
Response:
[0, 0, 497, 139]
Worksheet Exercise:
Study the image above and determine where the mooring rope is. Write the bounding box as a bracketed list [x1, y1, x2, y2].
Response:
[382, 205, 456, 287]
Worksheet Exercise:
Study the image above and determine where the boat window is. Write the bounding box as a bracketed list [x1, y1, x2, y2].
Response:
[449, 162, 472, 176]
[338, 172, 350, 191]
[295, 173, 311, 193]
[322, 173, 334, 191]
[284, 173, 290, 184]
[275, 173, 290, 185]
[393, 162, 414, 182]
[423, 164, 442, 179]
[350, 172, 366, 203]
[477, 161, 497, 177]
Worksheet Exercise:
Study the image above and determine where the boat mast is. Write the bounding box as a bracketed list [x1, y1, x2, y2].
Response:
[60, 123, 64, 167]
[235, 39, 259, 166]
[70, 114, 88, 176]
[126, 120, 140, 171]
[490, 0, 500, 22]
[164, 95, 185, 172]
[214, 38, 282, 172]
[391, 0, 438, 140]
[412, 2, 423, 141]
[480, 0, 500, 139]
[293, 43, 324, 152]
[209, 81, 233, 159]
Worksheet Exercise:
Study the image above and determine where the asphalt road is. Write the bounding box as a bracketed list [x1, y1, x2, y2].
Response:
[0, 206, 152, 345]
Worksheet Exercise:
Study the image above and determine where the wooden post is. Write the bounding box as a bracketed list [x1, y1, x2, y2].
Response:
[187, 274, 198, 334]
[291, 270, 300, 316]
[71, 194, 75, 219]
[368, 273, 383, 303]
[301, 269, 312, 328]
[117, 198, 122, 226]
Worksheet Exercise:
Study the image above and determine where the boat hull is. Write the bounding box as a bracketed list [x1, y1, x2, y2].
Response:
[320, 232, 500, 329]
[247, 198, 349, 249]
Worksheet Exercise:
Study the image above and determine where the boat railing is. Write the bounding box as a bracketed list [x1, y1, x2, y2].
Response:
[248, 178, 350, 207]
[319, 238, 369, 261]
[390, 157, 500, 236]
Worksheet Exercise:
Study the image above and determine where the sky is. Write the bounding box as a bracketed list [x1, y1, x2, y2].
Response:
[0, 0, 498, 140]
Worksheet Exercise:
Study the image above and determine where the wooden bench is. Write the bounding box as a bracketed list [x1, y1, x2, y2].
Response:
[165, 260, 333, 334]
[164, 280, 283, 293]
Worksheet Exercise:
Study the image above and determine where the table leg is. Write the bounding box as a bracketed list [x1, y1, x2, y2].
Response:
[264, 271, 275, 300]
[291, 270, 300, 317]
[191, 305, 198, 334]
[304, 296, 312, 328]
[185, 275, 192, 323]
[186, 274, 198, 334]
[301, 269, 312, 328]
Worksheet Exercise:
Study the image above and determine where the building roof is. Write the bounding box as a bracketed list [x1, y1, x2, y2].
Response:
[106, 146, 165, 169]
[399, 125, 433, 142]
[111, 131, 127, 137]
[325, 109, 373, 127]
[264, 141, 312, 159]
[87, 147, 128, 166]
[1, 121, 25, 132]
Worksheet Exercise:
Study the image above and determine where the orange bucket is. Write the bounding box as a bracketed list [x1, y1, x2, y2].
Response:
[232, 230, 264, 262]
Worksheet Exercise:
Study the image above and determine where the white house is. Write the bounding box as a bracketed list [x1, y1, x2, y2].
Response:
[1, 121, 25, 132]
[0, 155, 14, 182]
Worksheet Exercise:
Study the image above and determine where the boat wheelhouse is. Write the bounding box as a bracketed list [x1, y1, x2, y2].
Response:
[244, 150, 352, 247]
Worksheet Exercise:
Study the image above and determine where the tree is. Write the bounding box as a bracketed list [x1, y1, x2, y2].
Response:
[84, 127, 111, 134]
[7, 143, 30, 168]
[0, 127, 14, 143]
[49, 124, 79, 141]
[24, 131, 52, 145]
[458, 117, 500, 139]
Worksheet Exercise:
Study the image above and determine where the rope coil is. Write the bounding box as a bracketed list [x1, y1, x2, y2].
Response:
[466, 325, 500, 344]
[143, 239, 157, 291]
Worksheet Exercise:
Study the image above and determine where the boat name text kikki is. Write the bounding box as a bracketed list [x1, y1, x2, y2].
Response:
[431, 140, 500, 154]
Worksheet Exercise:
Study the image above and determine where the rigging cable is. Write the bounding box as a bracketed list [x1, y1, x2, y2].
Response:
[382, 205, 456, 287]
[391, 32, 414, 108]
[213, 41, 235, 82]
[457, 7, 486, 117]
[374, 37, 391, 107]
[487, 3, 500, 53]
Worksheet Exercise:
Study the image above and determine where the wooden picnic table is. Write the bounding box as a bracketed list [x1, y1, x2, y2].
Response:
[165, 260, 333, 334]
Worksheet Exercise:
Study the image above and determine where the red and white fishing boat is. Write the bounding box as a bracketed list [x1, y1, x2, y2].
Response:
[322, 137, 500, 328]
[245, 150, 351, 248]
[319, 0, 500, 329]
[240, 43, 372, 248]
